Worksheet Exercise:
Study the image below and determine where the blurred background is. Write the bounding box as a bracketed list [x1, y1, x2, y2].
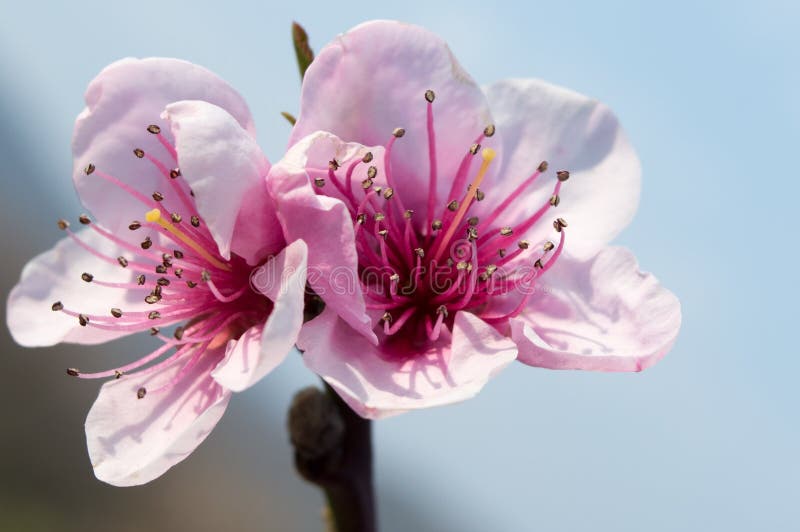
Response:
[1, 0, 798, 530]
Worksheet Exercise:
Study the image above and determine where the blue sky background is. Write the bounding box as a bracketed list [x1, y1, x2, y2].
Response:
[1, 0, 798, 530]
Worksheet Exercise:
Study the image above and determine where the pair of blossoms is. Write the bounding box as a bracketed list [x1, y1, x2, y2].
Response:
[7, 21, 680, 486]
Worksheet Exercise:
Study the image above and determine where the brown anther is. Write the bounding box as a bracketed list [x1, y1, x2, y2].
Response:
[432, 220, 443, 231]
[414, 247, 425, 257]
[157, 277, 170, 287]
[114, 371, 123, 379]
[133, 148, 145, 158]
[81, 272, 93, 283]
[137, 274, 146, 285]
[144, 294, 160, 305]
[468, 216, 479, 226]
[467, 227, 479, 241]
[57, 219, 70, 230]
[404, 209, 414, 219]
[367, 166, 378, 179]
[129, 221, 141, 231]
[78, 214, 91, 225]
[78, 314, 89, 326]
[424, 89, 436, 103]
[374, 212, 385, 221]
[392, 127, 406, 138]
[110, 308, 123, 318]
[115, 256, 128, 268]
[141, 236, 152, 250]
[186, 280, 197, 288]
[456, 261, 469, 270]
[436, 305, 448, 317]
[556, 170, 570, 182]
[479, 272, 489, 282]
[383, 188, 394, 199]
[543, 241, 555, 252]
[51, 301, 64, 311]
[328, 159, 340, 171]
[378, 229, 389, 238]
[171, 212, 182, 223]
[538, 161, 549, 172]
[484, 124, 496, 137]
[155, 264, 168, 274]
[356, 213, 367, 225]
[518, 240, 530, 250]
[485, 264, 498, 276]
[382, 312, 393, 323]
[137, 387, 147, 399]
[362, 152, 374, 163]
[201, 270, 211, 282]
[174, 326, 185, 340]
[153, 285, 162, 297]
[66, 368, 80, 377]
[191, 216, 200, 227]
[174, 268, 183, 278]
[534, 259, 544, 269]
[152, 191, 164, 202]
[469, 143, 480, 155]
[549, 195, 561, 207]
[498, 248, 507, 257]
[161, 253, 172, 265]
[554, 218, 568, 232]
[84, 163, 96, 175]
[147, 124, 161, 134]
[148, 311, 161, 320]
[361, 178, 373, 189]
[475, 189, 485, 201]
[500, 227, 513, 236]
[173, 250, 184, 259]
[149, 327, 160, 335]
[373, 186, 382, 195]
[447, 200, 459, 211]
[169, 168, 181, 179]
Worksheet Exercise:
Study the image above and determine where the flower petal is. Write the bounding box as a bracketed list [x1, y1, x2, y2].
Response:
[511, 247, 681, 371]
[7, 230, 165, 347]
[484, 78, 641, 259]
[72, 58, 255, 240]
[85, 346, 231, 486]
[299, 308, 517, 419]
[268, 132, 376, 343]
[163, 100, 280, 264]
[212, 240, 308, 391]
[291, 20, 496, 214]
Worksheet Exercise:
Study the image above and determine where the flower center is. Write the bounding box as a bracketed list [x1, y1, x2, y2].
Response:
[313, 90, 570, 348]
[53, 124, 269, 398]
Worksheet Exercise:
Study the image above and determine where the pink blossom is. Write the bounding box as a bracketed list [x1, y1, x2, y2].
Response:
[6, 58, 307, 485]
[269, 21, 681, 419]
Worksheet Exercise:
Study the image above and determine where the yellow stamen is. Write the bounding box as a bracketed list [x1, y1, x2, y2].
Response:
[432, 148, 496, 262]
[145, 209, 230, 271]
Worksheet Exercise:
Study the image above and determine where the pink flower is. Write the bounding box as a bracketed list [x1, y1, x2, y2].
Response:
[269, 21, 681, 419]
[6, 58, 308, 485]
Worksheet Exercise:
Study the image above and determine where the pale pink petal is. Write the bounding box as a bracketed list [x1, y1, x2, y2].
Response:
[483, 79, 641, 260]
[7, 230, 166, 347]
[163, 100, 281, 265]
[291, 20, 496, 214]
[268, 132, 377, 343]
[511, 247, 681, 372]
[299, 308, 517, 419]
[212, 240, 308, 391]
[72, 58, 256, 240]
[85, 346, 231, 486]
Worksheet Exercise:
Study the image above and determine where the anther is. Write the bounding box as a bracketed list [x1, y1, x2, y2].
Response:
[553, 218, 568, 232]
[51, 301, 63, 311]
[149, 327, 159, 335]
[389, 273, 400, 283]
[543, 241, 555, 252]
[556, 170, 570, 182]
[447, 200, 459, 211]
[137, 387, 147, 399]
[152, 191, 164, 202]
[153, 285, 162, 297]
[148, 311, 161, 320]
[469, 143, 480, 155]
[378, 229, 389, 238]
[328, 159, 340, 171]
[186, 280, 197, 288]
[361, 178, 373, 189]
[538, 161, 549, 172]
[81, 272, 93, 283]
[518, 240, 530, 250]
[374, 212, 385, 221]
[57, 219, 70, 230]
[314, 177, 325, 187]
[367, 166, 378, 179]
[432, 220, 443, 231]
[467, 227, 478, 241]
[133, 148, 145, 158]
[78, 314, 89, 326]
[110, 308, 123, 318]
[484, 124, 496, 137]
[500, 227, 513, 236]
[169, 168, 181, 179]
[436, 305, 448, 317]
[424, 89, 436, 103]
[114, 256, 127, 268]
[174, 268, 183, 278]
[174, 326, 185, 340]
[362, 152, 374, 163]
[145, 294, 160, 304]
[155, 264, 167, 274]
[468, 216, 479, 226]
[456, 261, 469, 270]
[157, 277, 170, 286]
[383, 188, 394, 199]
[66, 368, 80, 377]
[534, 259, 544, 269]
[475, 189, 485, 201]
[414, 247, 425, 257]
[84, 163, 96, 175]
[141, 236, 152, 250]
[114, 371, 123, 379]
[173, 250, 184, 259]
[392, 127, 406, 138]
[147, 124, 161, 134]
[498, 248, 507, 257]
[549, 195, 561, 207]
[129, 221, 142, 230]
[137, 274, 146, 285]
[356, 214, 367, 225]
[78, 214, 91, 225]
[404, 209, 414, 219]
[485, 264, 498, 276]
[190, 216, 200, 227]
[171, 213, 182, 223]
[201, 270, 211, 282]
[382, 312, 393, 323]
